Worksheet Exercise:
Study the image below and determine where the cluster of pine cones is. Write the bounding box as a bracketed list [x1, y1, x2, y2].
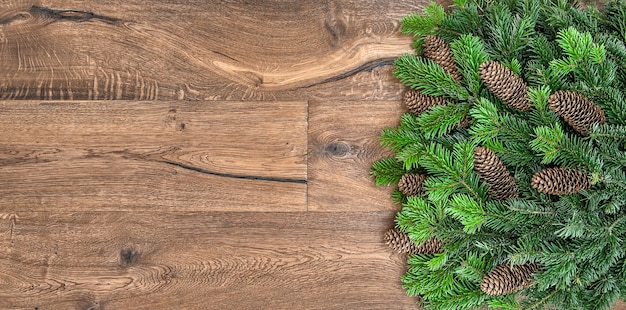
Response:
[384, 35, 606, 296]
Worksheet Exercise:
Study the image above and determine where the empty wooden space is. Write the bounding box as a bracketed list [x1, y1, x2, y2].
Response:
[3, 1, 624, 310]
[0, 0, 419, 308]
[0, 101, 307, 212]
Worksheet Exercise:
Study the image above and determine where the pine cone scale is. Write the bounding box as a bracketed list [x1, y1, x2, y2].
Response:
[403, 89, 448, 116]
[531, 167, 591, 194]
[473, 147, 519, 200]
[481, 263, 539, 296]
[384, 227, 443, 255]
[479, 61, 531, 111]
[398, 173, 428, 196]
[423, 35, 463, 81]
[548, 91, 606, 136]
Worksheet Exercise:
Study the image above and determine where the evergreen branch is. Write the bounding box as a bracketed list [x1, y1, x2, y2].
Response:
[556, 27, 595, 62]
[528, 85, 561, 127]
[396, 143, 424, 170]
[397, 196, 440, 244]
[439, 4, 484, 41]
[507, 199, 554, 215]
[487, 294, 523, 310]
[379, 125, 422, 153]
[393, 54, 470, 100]
[605, 0, 626, 42]
[446, 194, 485, 234]
[530, 123, 564, 164]
[469, 97, 501, 144]
[596, 87, 626, 125]
[401, 2, 445, 37]
[420, 142, 457, 177]
[589, 124, 626, 143]
[370, 157, 405, 186]
[530, 129, 603, 172]
[450, 34, 491, 94]
[418, 103, 470, 139]
[486, 3, 535, 61]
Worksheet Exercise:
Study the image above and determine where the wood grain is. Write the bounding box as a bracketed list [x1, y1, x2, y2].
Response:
[0, 0, 420, 101]
[0, 211, 418, 309]
[0, 101, 307, 212]
[308, 100, 406, 212]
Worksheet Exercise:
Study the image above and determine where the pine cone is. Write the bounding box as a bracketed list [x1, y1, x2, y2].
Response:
[531, 167, 591, 195]
[481, 263, 539, 296]
[384, 227, 443, 255]
[403, 89, 448, 116]
[479, 61, 531, 111]
[548, 91, 606, 136]
[423, 35, 463, 81]
[398, 173, 428, 196]
[473, 147, 518, 200]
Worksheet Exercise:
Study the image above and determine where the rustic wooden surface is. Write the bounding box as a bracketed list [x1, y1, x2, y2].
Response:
[0, 101, 307, 212]
[308, 100, 406, 212]
[0, 0, 418, 308]
[2, 0, 625, 310]
[0, 211, 418, 309]
[0, 0, 414, 101]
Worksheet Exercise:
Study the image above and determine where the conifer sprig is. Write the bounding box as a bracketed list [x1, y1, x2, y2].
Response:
[394, 54, 470, 100]
[373, 0, 626, 309]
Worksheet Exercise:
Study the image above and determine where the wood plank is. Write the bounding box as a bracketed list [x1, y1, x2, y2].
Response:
[0, 101, 307, 212]
[0, 211, 418, 309]
[308, 100, 406, 212]
[0, 0, 421, 101]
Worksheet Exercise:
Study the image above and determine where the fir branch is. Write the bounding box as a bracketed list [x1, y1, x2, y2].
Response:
[446, 194, 485, 234]
[397, 196, 440, 244]
[439, 4, 484, 42]
[589, 124, 626, 143]
[605, 0, 626, 42]
[418, 103, 470, 139]
[603, 36, 626, 87]
[450, 34, 491, 94]
[393, 54, 470, 100]
[530, 123, 564, 164]
[596, 87, 626, 125]
[401, 2, 446, 37]
[396, 142, 425, 170]
[527, 85, 561, 127]
[487, 294, 523, 310]
[555, 27, 595, 63]
[485, 3, 535, 62]
[455, 252, 489, 283]
[530, 130, 603, 172]
[391, 189, 407, 205]
[530, 34, 560, 66]
[370, 157, 405, 186]
[525, 60, 569, 90]
[469, 97, 501, 144]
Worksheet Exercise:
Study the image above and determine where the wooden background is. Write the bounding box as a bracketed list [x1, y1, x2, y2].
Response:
[0, 1, 624, 309]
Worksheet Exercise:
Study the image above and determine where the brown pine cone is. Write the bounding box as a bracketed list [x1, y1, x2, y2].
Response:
[548, 91, 606, 136]
[473, 147, 519, 200]
[384, 227, 443, 255]
[479, 61, 531, 111]
[398, 173, 428, 196]
[531, 167, 591, 195]
[403, 89, 448, 116]
[481, 263, 539, 296]
[423, 35, 463, 81]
